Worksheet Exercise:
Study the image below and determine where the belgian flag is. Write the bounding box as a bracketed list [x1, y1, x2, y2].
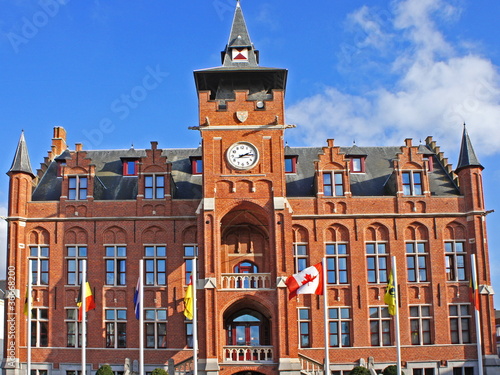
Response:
[77, 281, 96, 321]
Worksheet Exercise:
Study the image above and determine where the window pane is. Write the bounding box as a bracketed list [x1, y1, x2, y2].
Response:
[299, 309, 309, 320]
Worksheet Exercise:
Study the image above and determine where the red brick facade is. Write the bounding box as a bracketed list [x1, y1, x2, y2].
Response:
[3, 3, 500, 375]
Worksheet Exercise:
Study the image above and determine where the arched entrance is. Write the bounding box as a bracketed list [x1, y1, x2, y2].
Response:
[233, 372, 266, 375]
[226, 309, 270, 347]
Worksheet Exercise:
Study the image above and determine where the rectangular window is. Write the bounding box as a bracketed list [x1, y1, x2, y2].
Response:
[328, 308, 351, 347]
[123, 160, 138, 176]
[66, 308, 83, 348]
[66, 245, 87, 285]
[350, 157, 365, 173]
[145, 175, 165, 199]
[186, 322, 193, 348]
[66, 371, 82, 375]
[298, 308, 311, 348]
[406, 242, 428, 282]
[413, 369, 435, 375]
[452, 368, 474, 375]
[105, 246, 127, 286]
[31, 308, 49, 347]
[402, 171, 423, 196]
[450, 304, 471, 344]
[191, 158, 203, 174]
[369, 306, 391, 346]
[144, 246, 166, 286]
[323, 172, 344, 196]
[184, 245, 197, 284]
[445, 241, 466, 281]
[410, 305, 432, 345]
[294, 243, 308, 273]
[366, 243, 388, 283]
[68, 176, 88, 200]
[145, 309, 167, 348]
[30, 371, 48, 375]
[105, 309, 127, 348]
[285, 156, 297, 173]
[30, 246, 49, 286]
[325, 243, 348, 284]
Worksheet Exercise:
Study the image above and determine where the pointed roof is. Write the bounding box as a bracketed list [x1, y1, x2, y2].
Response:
[456, 124, 483, 172]
[222, 0, 259, 67]
[8, 131, 34, 177]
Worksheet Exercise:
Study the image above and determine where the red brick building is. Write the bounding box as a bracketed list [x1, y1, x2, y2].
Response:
[4, 2, 500, 375]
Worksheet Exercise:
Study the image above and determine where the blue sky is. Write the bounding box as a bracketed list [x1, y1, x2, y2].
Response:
[1, 0, 500, 306]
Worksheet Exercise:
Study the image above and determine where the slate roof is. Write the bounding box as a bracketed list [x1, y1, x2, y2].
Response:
[31, 143, 460, 202]
[456, 126, 483, 172]
[8, 131, 34, 177]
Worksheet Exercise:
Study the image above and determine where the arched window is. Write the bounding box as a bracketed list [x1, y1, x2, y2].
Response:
[226, 309, 270, 347]
[234, 261, 258, 288]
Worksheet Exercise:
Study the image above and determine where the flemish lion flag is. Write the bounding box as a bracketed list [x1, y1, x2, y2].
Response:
[77, 281, 96, 321]
[23, 286, 32, 316]
[184, 277, 194, 320]
[285, 262, 323, 300]
[384, 271, 396, 316]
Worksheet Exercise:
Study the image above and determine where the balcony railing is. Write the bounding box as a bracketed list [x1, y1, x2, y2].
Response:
[220, 273, 272, 289]
[223, 345, 274, 363]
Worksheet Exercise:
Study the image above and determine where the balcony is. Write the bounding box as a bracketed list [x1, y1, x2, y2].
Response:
[220, 273, 272, 290]
[223, 345, 274, 363]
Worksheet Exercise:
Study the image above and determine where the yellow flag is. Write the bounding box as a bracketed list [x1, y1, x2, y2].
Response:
[384, 271, 396, 316]
[183, 278, 194, 320]
[23, 286, 32, 316]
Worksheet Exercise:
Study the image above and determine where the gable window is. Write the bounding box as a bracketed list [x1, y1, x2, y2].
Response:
[144, 175, 165, 199]
[350, 157, 365, 173]
[285, 156, 297, 173]
[323, 172, 344, 196]
[402, 171, 423, 196]
[191, 157, 203, 174]
[68, 176, 88, 200]
[123, 160, 138, 176]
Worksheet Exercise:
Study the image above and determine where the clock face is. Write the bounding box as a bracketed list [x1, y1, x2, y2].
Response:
[227, 142, 259, 170]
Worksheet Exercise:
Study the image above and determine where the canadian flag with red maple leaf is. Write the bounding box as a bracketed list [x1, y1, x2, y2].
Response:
[285, 262, 324, 300]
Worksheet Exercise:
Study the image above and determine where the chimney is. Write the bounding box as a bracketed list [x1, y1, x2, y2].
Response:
[52, 126, 67, 158]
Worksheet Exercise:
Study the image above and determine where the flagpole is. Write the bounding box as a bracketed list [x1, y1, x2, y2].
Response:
[391, 256, 401, 375]
[471, 254, 484, 375]
[82, 259, 87, 375]
[27, 260, 32, 375]
[139, 259, 145, 375]
[192, 256, 198, 375]
[322, 258, 330, 375]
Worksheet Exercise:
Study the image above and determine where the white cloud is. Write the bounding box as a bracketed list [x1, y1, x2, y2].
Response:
[287, 0, 500, 158]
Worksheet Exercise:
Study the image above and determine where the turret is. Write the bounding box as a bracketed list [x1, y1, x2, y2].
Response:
[7, 131, 34, 216]
[455, 124, 484, 211]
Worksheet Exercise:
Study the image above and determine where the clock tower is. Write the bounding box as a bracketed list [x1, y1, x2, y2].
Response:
[192, 1, 299, 374]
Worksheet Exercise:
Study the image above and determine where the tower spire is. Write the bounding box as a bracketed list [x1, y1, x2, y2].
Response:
[222, 0, 259, 66]
[456, 123, 483, 172]
[8, 131, 34, 177]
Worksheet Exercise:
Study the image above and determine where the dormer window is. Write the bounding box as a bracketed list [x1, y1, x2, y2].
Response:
[323, 172, 344, 197]
[350, 157, 366, 173]
[402, 171, 423, 196]
[232, 47, 249, 62]
[285, 156, 297, 173]
[123, 160, 138, 176]
[68, 176, 88, 200]
[191, 157, 203, 175]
